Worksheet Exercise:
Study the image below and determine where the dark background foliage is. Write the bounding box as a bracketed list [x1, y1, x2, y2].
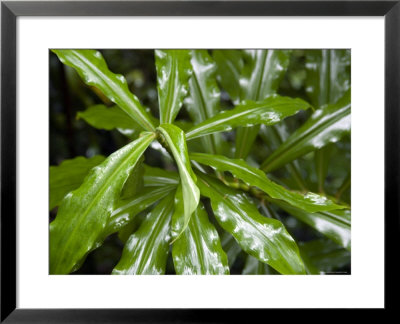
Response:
[50, 49, 350, 274]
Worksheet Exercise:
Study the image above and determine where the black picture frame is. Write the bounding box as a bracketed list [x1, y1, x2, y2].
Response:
[1, 0, 398, 321]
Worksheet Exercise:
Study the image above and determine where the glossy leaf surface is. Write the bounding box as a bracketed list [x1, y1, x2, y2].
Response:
[157, 124, 200, 238]
[185, 50, 221, 154]
[273, 199, 351, 250]
[172, 202, 229, 274]
[49, 132, 155, 274]
[261, 90, 351, 173]
[235, 50, 291, 158]
[197, 174, 305, 274]
[106, 185, 176, 236]
[52, 49, 156, 131]
[191, 153, 344, 213]
[186, 96, 310, 140]
[112, 193, 174, 275]
[49, 155, 105, 210]
[155, 50, 192, 124]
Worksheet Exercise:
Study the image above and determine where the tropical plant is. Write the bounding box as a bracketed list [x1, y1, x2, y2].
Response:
[50, 49, 351, 275]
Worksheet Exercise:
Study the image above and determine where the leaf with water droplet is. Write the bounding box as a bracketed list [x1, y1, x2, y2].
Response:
[190, 153, 345, 213]
[261, 90, 351, 173]
[49, 155, 105, 210]
[172, 202, 230, 274]
[186, 95, 311, 140]
[112, 192, 174, 275]
[49, 132, 155, 274]
[155, 50, 192, 124]
[52, 49, 156, 131]
[197, 173, 305, 275]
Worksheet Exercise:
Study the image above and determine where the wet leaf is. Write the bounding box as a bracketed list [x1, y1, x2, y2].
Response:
[186, 95, 310, 140]
[185, 50, 222, 154]
[49, 132, 155, 274]
[106, 185, 176, 236]
[273, 199, 351, 250]
[52, 49, 156, 131]
[172, 202, 229, 274]
[156, 50, 192, 123]
[157, 124, 200, 239]
[261, 90, 351, 173]
[191, 153, 345, 213]
[49, 155, 105, 210]
[112, 193, 174, 275]
[197, 173, 305, 274]
[236, 50, 291, 158]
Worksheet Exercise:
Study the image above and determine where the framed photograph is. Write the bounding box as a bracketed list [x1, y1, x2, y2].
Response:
[1, 0, 398, 321]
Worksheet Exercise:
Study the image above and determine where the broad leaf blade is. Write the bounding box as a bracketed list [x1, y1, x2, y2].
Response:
[172, 202, 230, 275]
[185, 50, 222, 154]
[112, 193, 174, 275]
[191, 153, 344, 213]
[49, 132, 155, 274]
[235, 50, 291, 158]
[157, 124, 200, 239]
[186, 96, 310, 140]
[197, 174, 305, 275]
[49, 155, 105, 210]
[52, 49, 156, 131]
[273, 199, 351, 250]
[261, 90, 351, 173]
[155, 50, 192, 124]
[106, 185, 176, 236]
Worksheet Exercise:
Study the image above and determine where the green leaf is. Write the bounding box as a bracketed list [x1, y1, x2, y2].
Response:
[112, 193, 174, 275]
[196, 173, 305, 275]
[186, 95, 311, 140]
[49, 132, 155, 274]
[52, 49, 156, 131]
[190, 153, 344, 213]
[213, 50, 244, 104]
[272, 199, 351, 250]
[106, 185, 176, 236]
[157, 124, 200, 239]
[261, 90, 351, 173]
[305, 49, 351, 108]
[172, 202, 230, 275]
[185, 50, 222, 154]
[235, 50, 291, 158]
[143, 164, 180, 187]
[77, 104, 141, 136]
[49, 155, 105, 210]
[155, 50, 192, 124]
